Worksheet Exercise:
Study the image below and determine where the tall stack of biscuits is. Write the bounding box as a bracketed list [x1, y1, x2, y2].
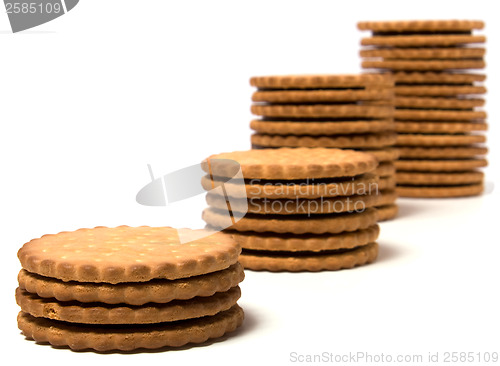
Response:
[358, 20, 487, 198]
[248, 74, 398, 220]
[16, 226, 244, 351]
[202, 148, 380, 272]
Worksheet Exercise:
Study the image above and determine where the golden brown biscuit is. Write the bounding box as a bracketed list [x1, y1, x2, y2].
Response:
[206, 192, 378, 215]
[17, 305, 244, 351]
[202, 207, 378, 234]
[395, 158, 487, 171]
[17, 226, 240, 284]
[396, 184, 483, 198]
[392, 71, 486, 84]
[394, 97, 485, 110]
[397, 146, 487, 159]
[250, 119, 395, 135]
[357, 20, 484, 32]
[202, 148, 378, 180]
[226, 225, 379, 252]
[252, 88, 394, 103]
[251, 133, 397, 149]
[395, 85, 486, 96]
[396, 171, 484, 185]
[16, 286, 241, 324]
[250, 74, 393, 89]
[201, 173, 378, 199]
[18, 263, 244, 305]
[251, 104, 393, 119]
[361, 35, 486, 47]
[360, 47, 485, 60]
[395, 121, 487, 134]
[362, 59, 485, 71]
[376, 204, 399, 221]
[396, 134, 486, 146]
[239, 243, 378, 272]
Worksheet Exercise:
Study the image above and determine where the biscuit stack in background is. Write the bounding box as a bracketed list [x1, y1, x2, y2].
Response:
[202, 148, 380, 272]
[358, 20, 488, 198]
[16, 226, 244, 351]
[249, 74, 398, 220]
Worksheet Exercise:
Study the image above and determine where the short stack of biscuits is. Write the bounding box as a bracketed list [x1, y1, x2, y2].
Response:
[249, 74, 398, 220]
[16, 226, 244, 352]
[202, 148, 381, 272]
[358, 20, 488, 198]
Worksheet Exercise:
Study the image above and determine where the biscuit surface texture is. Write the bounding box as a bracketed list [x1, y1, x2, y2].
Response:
[203, 148, 378, 180]
[17, 226, 241, 283]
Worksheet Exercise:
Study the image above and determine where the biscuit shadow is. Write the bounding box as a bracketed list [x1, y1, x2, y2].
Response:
[20, 306, 259, 354]
[394, 200, 430, 219]
[376, 241, 404, 264]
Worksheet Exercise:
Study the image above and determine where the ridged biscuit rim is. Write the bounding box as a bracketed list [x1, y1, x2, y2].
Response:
[374, 162, 396, 177]
[17, 305, 244, 351]
[226, 225, 380, 252]
[395, 85, 487, 96]
[202, 207, 379, 235]
[249, 74, 394, 89]
[392, 71, 486, 84]
[251, 104, 394, 118]
[396, 134, 486, 146]
[251, 133, 397, 149]
[17, 226, 241, 284]
[18, 263, 244, 305]
[395, 109, 486, 121]
[202, 148, 378, 180]
[360, 47, 486, 60]
[239, 242, 378, 272]
[395, 121, 488, 133]
[360, 148, 400, 162]
[396, 171, 484, 185]
[394, 96, 485, 109]
[376, 204, 399, 221]
[362, 59, 485, 71]
[250, 119, 395, 135]
[16, 286, 241, 325]
[206, 193, 379, 215]
[397, 146, 487, 159]
[357, 20, 485, 32]
[378, 176, 397, 190]
[376, 190, 398, 206]
[395, 158, 488, 172]
[361, 35, 486, 47]
[396, 184, 483, 198]
[251, 88, 394, 103]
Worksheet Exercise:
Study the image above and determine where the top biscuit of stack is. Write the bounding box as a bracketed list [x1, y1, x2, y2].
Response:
[358, 20, 487, 198]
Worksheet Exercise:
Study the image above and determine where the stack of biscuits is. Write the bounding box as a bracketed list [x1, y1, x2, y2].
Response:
[202, 148, 380, 272]
[358, 20, 488, 198]
[249, 74, 398, 220]
[16, 226, 244, 351]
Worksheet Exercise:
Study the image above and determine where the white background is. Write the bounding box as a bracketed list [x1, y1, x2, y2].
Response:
[1, 1, 499, 365]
